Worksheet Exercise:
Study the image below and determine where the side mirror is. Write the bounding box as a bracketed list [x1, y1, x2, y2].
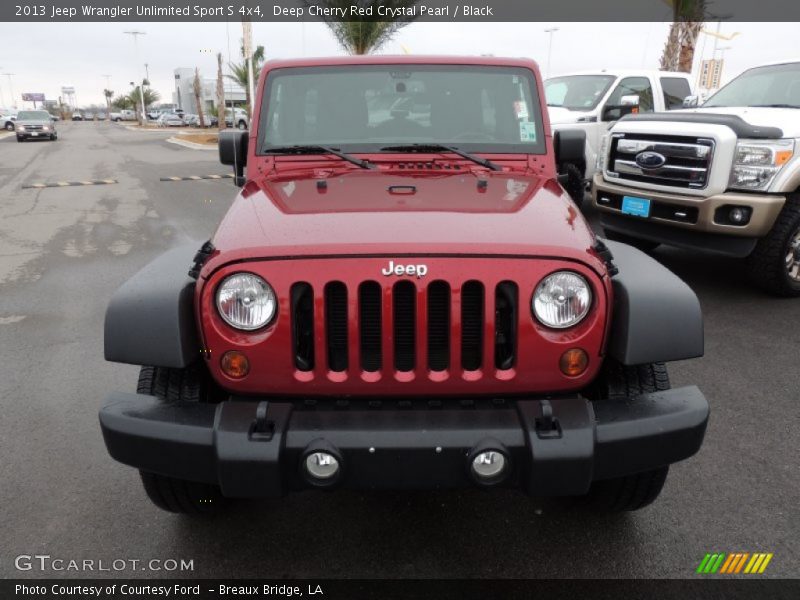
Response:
[620, 94, 640, 107]
[554, 129, 586, 174]
[218, 129, 249, 187]
[682, 94, 700, 108]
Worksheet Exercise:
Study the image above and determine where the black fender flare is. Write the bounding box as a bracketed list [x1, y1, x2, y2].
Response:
[104, 244, 201, 369]
[604, 240, 704, 365]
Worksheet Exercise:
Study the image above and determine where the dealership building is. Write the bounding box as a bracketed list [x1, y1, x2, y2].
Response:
[172, 68, 246, 113]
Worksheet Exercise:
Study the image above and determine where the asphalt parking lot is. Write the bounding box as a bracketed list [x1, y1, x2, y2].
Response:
[0, 121, 797, 579]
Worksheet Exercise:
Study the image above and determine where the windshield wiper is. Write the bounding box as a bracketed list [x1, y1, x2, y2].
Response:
[747, 104, 800, 109]
[380, 143, 501, 171]
[263, 145, 374, 169]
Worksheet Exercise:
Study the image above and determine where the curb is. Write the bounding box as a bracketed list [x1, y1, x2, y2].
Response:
[166, 137, 217, 150]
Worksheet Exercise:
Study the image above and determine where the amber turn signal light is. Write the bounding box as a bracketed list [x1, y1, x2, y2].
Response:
[560, 348, 588, 377]
[221, 350, 250, 378]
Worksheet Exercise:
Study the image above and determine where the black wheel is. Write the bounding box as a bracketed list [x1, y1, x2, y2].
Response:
[16, 136, 23, 142]
[746, 193, 800, 296]
[604, 229, 660, 253]
[237, 120, 247, 130]
[50, 134, 57, 141]
[5, 122, 14, 131]
[577, 361, 671, 512]
[136, 365, 227, 515]
[562, 163, 586, 207]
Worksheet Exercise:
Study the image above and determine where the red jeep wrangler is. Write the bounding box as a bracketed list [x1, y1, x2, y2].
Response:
[100, 56, 708, 515]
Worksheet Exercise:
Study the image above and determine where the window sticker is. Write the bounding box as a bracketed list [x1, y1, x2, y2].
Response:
[519, 121, 537, 143]
[514, 100, 529, 120]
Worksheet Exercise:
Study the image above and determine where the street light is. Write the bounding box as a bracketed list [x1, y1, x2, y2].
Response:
[4, 73, 16, 108]
[124, 30, 147, 125]
[0, 67, 5, 108]
[543, 27, 560, 79]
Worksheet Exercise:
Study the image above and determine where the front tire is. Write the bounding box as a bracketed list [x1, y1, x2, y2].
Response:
[746, 194, 800, 296]
[577, 361, 671, 512]
[16, 136, 23, 142]
[237, 120, 247, 130]
[562, 163, 586, 207]
[5, 122, 14, 131]
[136, 365, 227, 515]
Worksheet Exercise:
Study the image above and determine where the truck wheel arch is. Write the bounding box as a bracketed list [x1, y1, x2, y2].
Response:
[104, 244, 201, 369]
[604, 240, 704, 365]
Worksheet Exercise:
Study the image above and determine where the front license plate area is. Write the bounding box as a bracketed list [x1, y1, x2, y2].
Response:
[31, 132, 39, 137]
[621, 196, 651, 218]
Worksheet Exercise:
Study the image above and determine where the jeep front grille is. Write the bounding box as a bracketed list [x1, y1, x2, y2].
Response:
[291, 279, 518, 377]
[607, 134, 715, 189]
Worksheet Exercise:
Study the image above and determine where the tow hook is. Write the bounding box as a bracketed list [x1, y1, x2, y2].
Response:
[534, 400, 562, 439]
[249, 401, 274, 441]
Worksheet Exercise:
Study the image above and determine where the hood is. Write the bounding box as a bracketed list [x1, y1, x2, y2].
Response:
[207, 168, 600, 271]
[679, 106, 800, 137]
[547, 106, 587, 125]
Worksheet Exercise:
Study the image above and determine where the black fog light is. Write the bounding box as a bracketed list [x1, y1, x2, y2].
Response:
[729, 206, 751, 225]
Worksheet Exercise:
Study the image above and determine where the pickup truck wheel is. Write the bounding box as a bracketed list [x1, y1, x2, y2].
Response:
[576, 361, 671, 512]
[136, 365, 228, 515]
[5, 122, 14, 131]
[237, 120, 247, 130]
[747, 194, 800, 296]
[603, 230, 660, 253]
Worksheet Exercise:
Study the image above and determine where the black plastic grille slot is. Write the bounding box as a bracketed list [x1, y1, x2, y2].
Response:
[494, 281, 518, 370]
[290, 282, 314, 371]
[324, 282, 348, 372]
[359, 281, 382, 372]
[461, 281, 484, 371]
[393, 281, 416, 372]
[427, 281, 450, 371]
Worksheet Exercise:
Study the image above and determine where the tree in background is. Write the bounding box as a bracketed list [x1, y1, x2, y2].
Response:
[111, 95, 134, 110]
[103, 89, 114, 116]
[308, 0, 418, 55]
[660, 0, 707, 73]
[127, 87, 160, 121]
[216, 52, 225, 131]
[193, 68, 206, 128]
[227, 43, 265, 116]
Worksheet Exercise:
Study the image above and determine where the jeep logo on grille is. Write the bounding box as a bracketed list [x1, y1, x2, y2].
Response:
[381, 260, 428, 278]
[635, 151, 667, 169]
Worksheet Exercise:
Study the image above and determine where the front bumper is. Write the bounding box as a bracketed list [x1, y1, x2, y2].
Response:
[99, 387, 708, 498]
[593, 174, 785, 255]
[17, 130, 54, 139]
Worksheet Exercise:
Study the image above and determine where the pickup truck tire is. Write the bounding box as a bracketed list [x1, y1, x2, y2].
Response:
[16, 136, 23, 142]
[5, 122, 14, 131]
[576, 361, 671, 512]
[747, 194, 800, 296]
[237, 120, 247, 130]
[135, 364, 227, 515]
[603, 230, 660, 253]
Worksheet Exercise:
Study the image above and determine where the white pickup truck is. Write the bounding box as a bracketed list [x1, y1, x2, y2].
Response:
[109, 109, 137, 122]
[593, 59, 800, 296]
[546, 70, 694, 201]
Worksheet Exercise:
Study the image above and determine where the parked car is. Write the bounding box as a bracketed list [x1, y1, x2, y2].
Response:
[85, 112, 96, 120]
[1, 111, 17, 131]
[545, 70, 694, 202]
[593, 59, 800, 296]
[15, 110, 57, 141]
[223, 107, 249, 129]
[156, 113, 184, 127]
[182, 113, 200, 126]
[100, 55, 708, 517]
[109, 109, 137, 122]
[71, 112, 83, 121]
[97, 112, 107, 121]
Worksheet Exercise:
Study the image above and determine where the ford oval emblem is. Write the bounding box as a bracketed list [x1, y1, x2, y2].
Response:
[635, 151, 667, 169]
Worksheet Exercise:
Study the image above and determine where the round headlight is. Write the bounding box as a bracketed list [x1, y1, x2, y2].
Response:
[533, 271, 592, 329]
[216, 273, 276, 330]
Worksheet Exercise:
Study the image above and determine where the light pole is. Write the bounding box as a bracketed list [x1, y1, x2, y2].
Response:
[124, 30, 147, 125]
[5, 73, 16, 108]
[102, 74, 112, 114]
[543, 27, 559, 79]
[0, 67, 5, 108]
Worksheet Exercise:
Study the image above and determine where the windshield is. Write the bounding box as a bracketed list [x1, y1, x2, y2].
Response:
[704, 62, 800, 108]
[17, 111, 51, 120]
[258, 65, 545, 154]
[544, 75, 615, 111]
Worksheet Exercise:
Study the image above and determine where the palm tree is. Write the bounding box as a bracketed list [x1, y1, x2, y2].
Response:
[660, 1, 707, 73]
[111, 95, 134, 110]
[103, 89, 114, 115]
[308, 0, 418, 55]
[193, 67, 206, 128]
[127, 87, 160, 121]
[216, 52, 225, 131]
[227, 44, 265, 116]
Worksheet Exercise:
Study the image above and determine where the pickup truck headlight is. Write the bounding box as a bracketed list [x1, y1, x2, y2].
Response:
[216, 273, 276, 330]
[730, 140, 794, 190]
[532, 271, 592, 329]
[16, 125, 25, 131]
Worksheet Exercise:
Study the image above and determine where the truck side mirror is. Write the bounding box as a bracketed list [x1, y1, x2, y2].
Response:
[620, 94, 640, 107]
[682, 94, 699, 108]
[219, 129, 248, 187]
[554, 129, 586, 175]
[602, 95, 641, 122]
